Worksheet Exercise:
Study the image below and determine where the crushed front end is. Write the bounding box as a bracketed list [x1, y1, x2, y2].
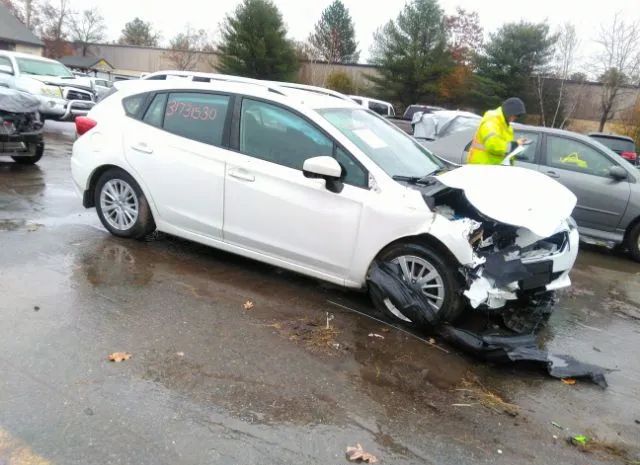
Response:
[0, 88, 44, 159]
[419, 171, 579, 313]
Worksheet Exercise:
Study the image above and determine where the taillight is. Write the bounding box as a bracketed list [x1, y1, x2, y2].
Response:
[75, 116, 97, 136]
[621, 151, 637, 162]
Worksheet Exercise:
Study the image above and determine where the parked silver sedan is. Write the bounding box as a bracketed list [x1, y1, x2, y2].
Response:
[412, 112, 640, 261]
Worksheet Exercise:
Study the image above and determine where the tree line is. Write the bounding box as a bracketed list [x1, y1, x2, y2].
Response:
[3, 0, 640, 131]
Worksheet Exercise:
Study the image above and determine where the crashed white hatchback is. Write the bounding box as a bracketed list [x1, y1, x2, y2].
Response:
[71, 78, 578, 326]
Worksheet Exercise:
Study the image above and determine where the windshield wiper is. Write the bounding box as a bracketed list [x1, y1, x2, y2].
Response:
[392, 175, 426, 184]
[393, 167, 449, 183]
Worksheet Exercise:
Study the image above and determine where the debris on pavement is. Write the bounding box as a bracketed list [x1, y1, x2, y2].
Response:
[570, 434, 589, 447]
[561, 378, 577, 385]
[108, 352, 132, 362]
[456, 377, 519, 416]
[368, 333, 385, 339]
[551, 421, 564, 430]
[438, 325, 609, 388]
[243, 300, 255, 310]
[345, 443, 378, 463]
[33, 306, 39, 311]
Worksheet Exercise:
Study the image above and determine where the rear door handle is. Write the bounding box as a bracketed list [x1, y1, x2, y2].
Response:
[228, 168, 255, 182]
[545, 170, 559, 178]
[130, 143, 153, 154]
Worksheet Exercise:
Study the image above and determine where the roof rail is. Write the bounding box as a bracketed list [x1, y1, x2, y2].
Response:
[144, 70, 346, 100]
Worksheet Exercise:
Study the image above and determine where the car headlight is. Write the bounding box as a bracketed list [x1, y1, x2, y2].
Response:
[39, 84, 62, 98]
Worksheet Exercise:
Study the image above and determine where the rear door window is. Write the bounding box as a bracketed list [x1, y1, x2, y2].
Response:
[142, 93, 168, 127]
[162, 92, 230, 146]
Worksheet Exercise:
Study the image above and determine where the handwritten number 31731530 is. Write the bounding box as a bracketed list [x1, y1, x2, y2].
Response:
[166, 101, 217, 121]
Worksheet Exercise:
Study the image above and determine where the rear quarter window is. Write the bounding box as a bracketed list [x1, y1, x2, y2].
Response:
[122, 93, 147, 117]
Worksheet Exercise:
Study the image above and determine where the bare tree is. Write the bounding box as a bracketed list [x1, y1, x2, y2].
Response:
[71, 8, 106, 56]
[594, 13, 640, 131]
[165, 26, 210, 70]
[551, 23, 580, 128]
[40, 0, 73, 58]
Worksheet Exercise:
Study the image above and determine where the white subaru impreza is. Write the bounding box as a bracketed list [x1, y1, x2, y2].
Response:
[71, 76, 579, 326]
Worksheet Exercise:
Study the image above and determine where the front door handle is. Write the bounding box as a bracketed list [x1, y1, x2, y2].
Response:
[228, 168, 255, 182]
[130, 143, 153, 154]
[545, 170, 559, 178]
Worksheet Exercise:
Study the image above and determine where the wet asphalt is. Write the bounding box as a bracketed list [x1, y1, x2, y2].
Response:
[0, 122, 638, 465]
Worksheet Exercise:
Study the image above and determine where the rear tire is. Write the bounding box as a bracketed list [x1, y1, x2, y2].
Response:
[625, 222, 640, 262]
[368, 242, 465, 326]
[11, 144, 44, 165]
[94, 168, 156, 239]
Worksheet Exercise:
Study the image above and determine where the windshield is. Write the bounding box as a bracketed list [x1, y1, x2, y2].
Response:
[16, 58, 73, 77]
[319, 108, 444, 178]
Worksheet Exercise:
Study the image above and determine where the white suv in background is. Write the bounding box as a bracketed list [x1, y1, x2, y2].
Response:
[0, 51, 95, 120]
[71, 77, 579, 326]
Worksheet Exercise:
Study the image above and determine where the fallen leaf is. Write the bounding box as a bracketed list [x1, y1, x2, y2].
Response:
[346, 443, 378, 463]
[243, 300, 255, 310]
[108, 352, 131, 362]
[176, 352, 185, 357]
[368, 333, 384, 339]
[561, 378, 576, 385]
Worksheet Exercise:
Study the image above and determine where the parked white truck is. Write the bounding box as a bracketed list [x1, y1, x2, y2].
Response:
[0, 51, 96, 121]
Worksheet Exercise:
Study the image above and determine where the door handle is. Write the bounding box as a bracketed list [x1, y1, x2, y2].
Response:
[228, 168, 255, 182]
[545, 170, 559, 178]
[130, 143, 153, 154]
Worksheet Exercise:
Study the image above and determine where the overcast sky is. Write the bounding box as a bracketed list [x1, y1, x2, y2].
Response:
[74, 0, 639, 67]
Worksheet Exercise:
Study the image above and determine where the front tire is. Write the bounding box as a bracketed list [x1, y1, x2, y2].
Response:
[369, 242, 465, 326]
[95, 168, 155, 239]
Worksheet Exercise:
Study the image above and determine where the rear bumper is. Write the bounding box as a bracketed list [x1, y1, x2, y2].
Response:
[0, 132, 43, 157]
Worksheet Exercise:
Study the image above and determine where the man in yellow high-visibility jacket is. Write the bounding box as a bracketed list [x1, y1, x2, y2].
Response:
[467, 97, 528, 165]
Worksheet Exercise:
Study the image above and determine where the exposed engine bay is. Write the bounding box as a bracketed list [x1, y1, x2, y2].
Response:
[417, 174, 576, 310]
[0, 87, 44, 157]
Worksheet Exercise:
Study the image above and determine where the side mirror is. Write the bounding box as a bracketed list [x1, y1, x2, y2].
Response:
[609, 165, 628, 181]
[303, 156, 344, 193]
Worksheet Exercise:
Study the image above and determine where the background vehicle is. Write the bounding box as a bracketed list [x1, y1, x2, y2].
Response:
[0, 86, 44, 164]
[89, 77, 114, 101]
[402, 104, 445, 121]
[0, 51, 95, 121]
[413, 114, 640, 260]
[588, 133, 637, 165]
[348, 95, 395, 116]
[71, 77, 578, 327]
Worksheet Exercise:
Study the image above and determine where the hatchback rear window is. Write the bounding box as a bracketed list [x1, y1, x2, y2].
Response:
[590, 136, 635, 154]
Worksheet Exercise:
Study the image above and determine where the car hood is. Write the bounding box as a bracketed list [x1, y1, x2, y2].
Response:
[26, 75, 93, 92]
[435, 165, 577, 237]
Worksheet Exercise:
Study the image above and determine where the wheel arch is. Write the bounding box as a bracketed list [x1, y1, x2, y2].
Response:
[623, 215, 640, 244]
[83, 164, 151, 210]
[370, 232, 463, 274]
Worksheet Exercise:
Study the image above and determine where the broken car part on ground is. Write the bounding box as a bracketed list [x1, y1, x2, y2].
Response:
[367, 165, 609, 386]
